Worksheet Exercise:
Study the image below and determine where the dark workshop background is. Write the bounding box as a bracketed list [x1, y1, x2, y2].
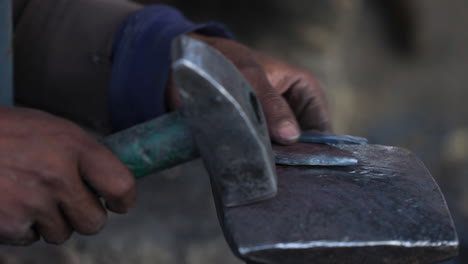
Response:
[1, 0, 467, 263]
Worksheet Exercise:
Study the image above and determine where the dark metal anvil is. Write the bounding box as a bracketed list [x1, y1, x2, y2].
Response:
[213, 142, 458, 264]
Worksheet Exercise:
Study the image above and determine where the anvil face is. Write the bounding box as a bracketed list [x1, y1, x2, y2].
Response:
[216, 143, 458, 264]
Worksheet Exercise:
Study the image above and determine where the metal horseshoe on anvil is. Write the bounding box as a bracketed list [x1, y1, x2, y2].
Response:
[101, 36, 458, 264]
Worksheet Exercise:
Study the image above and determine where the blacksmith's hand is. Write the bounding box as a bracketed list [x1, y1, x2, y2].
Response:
[167, 34, 331, 145]
[0, 106, 135, 245]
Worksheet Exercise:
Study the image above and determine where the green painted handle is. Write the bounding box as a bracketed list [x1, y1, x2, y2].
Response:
[102, 111, 199, 179]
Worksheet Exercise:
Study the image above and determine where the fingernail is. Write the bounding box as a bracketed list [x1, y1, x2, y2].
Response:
[278, 121, 300, 141]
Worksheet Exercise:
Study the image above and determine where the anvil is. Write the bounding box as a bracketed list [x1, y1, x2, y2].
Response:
[214, 141, 458, 264]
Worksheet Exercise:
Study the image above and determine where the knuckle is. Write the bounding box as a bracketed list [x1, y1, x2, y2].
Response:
[242, 68, 269, 87]
[37, 169, 67, 191]
[269, 97, 288, 112]
[54, 130, 88, 150]
[33, 156, 77, 192]
[21, 196, 46, 217]
[260, 95, 291, 119]
[106, 176, 135, 202]
[240, 62, 264, 75]
[299, 70, 317, 82]
[76, 136, 101, 153]
[258, 88, 281, 102]
[78, 212, 106, 235]
[49, 123, 93, 152]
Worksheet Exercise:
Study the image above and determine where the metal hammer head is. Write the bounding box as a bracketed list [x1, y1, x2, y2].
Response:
[171, 35, 277, 207]
[219, 143, 458, 264]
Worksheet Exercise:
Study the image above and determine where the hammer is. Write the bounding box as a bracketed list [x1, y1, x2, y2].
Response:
[103, 35, 276, 208]
[103, 36, 459, 263]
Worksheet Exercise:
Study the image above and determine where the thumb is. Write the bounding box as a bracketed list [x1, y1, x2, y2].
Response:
[241, 66, 300, 145]
[190, 34, 301, 144]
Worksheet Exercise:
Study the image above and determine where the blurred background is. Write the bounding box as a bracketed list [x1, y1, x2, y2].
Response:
[1, 0, 467, 263]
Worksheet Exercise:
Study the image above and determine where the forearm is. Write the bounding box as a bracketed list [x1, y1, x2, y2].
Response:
[14, 0, 142, 132]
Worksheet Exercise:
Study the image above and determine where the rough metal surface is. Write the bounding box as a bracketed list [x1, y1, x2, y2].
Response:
[172, 36, 276, 207]
[273, 143, 358, 166]
[217, 143, 458, 264]
[300, 131, 368, 145]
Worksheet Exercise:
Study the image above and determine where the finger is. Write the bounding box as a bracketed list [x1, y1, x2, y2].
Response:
[0, 177, 39, 246]
[196, 36, 301, 144]
[241, 66, 301, 145]
[0, 215, 38, 246]
[0, 229, 39, 246]
[254, 53, 331, 132]
[59, 179, 107, 235]
[35, 207, 72, 244]
[282, 76, 331, 132]
[78, 142, 136, 214]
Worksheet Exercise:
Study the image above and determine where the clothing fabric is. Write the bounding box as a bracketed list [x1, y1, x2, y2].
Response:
[12, 0, 232, 133]
[13, 0, 141, 132]
[110, 5, 232, 131]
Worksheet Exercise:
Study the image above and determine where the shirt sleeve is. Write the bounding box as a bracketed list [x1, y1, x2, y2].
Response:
[14, 0, 143, 132]
[109, 5, 233, 131]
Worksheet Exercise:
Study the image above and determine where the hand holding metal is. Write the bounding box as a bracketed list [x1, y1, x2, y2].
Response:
[103, 35, 277, 207]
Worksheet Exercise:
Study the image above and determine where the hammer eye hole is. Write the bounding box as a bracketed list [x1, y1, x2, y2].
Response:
[250, 92, 263, 125]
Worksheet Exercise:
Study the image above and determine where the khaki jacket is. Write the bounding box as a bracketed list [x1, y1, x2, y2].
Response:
[13, 0, 142, 131]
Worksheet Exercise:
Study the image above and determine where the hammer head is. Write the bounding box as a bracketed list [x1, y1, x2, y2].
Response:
[171, 35, 277, 207]
[219, 143, 458, 264]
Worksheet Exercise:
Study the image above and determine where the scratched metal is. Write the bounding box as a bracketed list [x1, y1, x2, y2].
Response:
[300, 131, 368, 145]
[172, 35, 276, 207]
[215, 143, 458, 264]
[273, 143, 358, 166]
[0, 0, 13, 106]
